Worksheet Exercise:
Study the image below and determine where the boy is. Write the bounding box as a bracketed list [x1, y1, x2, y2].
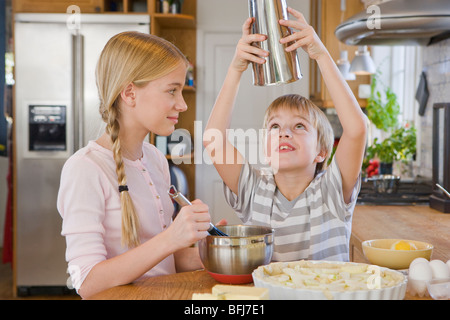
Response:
[203, 8, 367, 262]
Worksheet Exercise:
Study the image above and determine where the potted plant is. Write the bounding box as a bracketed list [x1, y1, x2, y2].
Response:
[364, 124, 417, 175]
[363, 72, 417, 177]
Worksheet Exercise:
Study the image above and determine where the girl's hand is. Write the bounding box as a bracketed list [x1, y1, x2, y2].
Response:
[232, 17, 269, 73]
[166, 199, 211, 250]
[279, 7, 328, 61]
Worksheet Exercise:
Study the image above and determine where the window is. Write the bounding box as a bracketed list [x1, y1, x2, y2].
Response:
[371, 46, 423, 124]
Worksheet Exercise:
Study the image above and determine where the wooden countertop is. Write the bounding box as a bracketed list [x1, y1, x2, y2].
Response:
[88, 269, 219, 300]
[88, 205, 449, 300]
[351, 205, 450, 263]
[87, 269, 426, 300]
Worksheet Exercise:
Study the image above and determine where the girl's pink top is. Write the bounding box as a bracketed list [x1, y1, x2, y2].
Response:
[57, 141, 176, 290]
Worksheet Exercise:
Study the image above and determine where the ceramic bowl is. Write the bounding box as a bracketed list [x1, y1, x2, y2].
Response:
[362, 239, 433, 269]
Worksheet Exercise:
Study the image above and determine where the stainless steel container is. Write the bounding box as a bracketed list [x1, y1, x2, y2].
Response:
[199, 225, 274, 278]
[369, 174, 400, 194]
[248, 0, 302, 86]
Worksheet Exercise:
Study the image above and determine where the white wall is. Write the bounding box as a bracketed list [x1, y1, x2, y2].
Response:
[195, 0, 310, 224]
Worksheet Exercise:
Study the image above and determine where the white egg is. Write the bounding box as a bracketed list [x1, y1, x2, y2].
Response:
[409, 257, 429, 269]
[408, 261, 433, 297]
[407, 278, 429, 297]
[447, 260, 450, 272]
[409, 261, 433, 281]
[429, 260, 450, 279]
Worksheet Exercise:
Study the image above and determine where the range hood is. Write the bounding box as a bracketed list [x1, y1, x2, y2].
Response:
[335, 0, 450, 46]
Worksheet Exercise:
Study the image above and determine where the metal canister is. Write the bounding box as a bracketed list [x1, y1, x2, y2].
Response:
[248, 0, 302, 86]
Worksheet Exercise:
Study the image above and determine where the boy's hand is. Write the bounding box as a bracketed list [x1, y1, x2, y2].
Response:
[279, 7, 327, 61]
[232, 17, 269, 73]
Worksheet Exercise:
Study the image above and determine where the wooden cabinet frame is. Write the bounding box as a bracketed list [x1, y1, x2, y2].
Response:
[309, 0, 370, 108]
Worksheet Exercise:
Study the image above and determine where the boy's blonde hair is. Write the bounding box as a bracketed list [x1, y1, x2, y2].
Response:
[96, 31, 187, 248]
[263, 94, 334, 174]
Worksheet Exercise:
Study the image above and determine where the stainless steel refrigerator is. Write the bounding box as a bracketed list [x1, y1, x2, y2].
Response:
[14, 13, 150, 295]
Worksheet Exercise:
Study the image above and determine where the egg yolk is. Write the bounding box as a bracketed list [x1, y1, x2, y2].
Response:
[391, 240, 417, 250]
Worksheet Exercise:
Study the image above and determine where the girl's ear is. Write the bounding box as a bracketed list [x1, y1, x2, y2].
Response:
[315, 149, 327, 164]
[120, 83, 136, 107]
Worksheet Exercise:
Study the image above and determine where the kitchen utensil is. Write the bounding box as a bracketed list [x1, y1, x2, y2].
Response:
[362, 239, 433, 270]
[368, 174, 400, 193]
[199, 225, 274, 284]
[167, 185, 228, 236]
[436, 183, 450, 198]
[248, 0, 302, 86]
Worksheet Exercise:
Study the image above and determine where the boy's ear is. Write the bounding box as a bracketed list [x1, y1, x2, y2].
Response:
[120, 83, 136, 107]
[315, 149, 327, 163]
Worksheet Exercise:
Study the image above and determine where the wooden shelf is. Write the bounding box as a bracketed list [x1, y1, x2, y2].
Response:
[183, 86, 195, 92]
[13, 0, 103, 13]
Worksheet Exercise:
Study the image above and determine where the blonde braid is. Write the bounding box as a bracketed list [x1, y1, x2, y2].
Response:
[107, 107, 140, 248]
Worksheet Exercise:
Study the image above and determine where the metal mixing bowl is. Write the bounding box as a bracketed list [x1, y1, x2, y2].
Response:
[369, 174, 400, 193]
[198, 225, 274, 283]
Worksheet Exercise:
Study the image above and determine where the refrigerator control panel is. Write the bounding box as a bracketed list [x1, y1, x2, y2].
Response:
[28, 105, 66, 151]
[29, 105, 66, 124]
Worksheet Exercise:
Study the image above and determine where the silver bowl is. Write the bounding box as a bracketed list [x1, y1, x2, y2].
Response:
[198, 225, 274, 283]
[369, 174, 400, 194]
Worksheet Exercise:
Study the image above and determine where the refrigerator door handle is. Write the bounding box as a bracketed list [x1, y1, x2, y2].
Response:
[72, 32, 84, 151]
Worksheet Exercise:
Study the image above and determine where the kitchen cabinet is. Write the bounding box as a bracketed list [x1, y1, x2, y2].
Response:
[310, 0, 371, 108]
[14, 0, 197, 197]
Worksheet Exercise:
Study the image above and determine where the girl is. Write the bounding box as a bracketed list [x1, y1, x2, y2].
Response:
[204, 8, 367, 262]
[57, 32, 211, 299]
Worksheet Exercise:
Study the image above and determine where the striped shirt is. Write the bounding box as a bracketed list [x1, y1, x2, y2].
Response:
[223, 157, 361, 262]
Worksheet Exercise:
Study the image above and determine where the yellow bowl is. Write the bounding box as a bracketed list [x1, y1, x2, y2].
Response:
[362, 239, 433, 269]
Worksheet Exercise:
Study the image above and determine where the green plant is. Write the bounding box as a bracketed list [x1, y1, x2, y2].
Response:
[365, 125, 416, 164]
[366, 72, 400, 131]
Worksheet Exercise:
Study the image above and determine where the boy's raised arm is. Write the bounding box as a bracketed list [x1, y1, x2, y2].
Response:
[203, 18, 268, 195]
[280, 8, 367, 202]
